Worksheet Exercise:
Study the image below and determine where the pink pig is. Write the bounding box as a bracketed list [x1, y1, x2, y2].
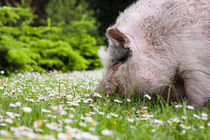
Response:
[95, 0, 210, 106]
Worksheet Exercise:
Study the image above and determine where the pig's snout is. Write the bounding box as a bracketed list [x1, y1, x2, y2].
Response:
[93, 62, 123, 96]
[105, 62, 123, 95]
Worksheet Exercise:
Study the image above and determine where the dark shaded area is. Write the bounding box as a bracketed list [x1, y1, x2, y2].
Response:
[30, 0, 49, 24]
[0, 46, 9, 70]
[0, 46, 18, 75]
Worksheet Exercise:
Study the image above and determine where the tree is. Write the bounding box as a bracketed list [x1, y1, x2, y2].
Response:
[89, 0, 135, 35]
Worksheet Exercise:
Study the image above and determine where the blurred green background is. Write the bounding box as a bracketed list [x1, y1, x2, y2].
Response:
[0, 0, 135, 75]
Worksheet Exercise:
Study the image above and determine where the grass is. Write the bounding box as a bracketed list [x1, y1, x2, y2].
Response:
[0, 70, 209, 140]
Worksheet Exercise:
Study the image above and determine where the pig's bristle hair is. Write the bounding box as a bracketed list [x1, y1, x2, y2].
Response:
[98, 47, 112, 69]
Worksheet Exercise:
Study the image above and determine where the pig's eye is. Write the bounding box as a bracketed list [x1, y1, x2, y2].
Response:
[117, 48, 132, 63]
[109, 45, 132, 65]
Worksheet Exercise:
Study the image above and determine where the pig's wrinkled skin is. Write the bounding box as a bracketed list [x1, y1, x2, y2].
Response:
[94, 0, 210, 106]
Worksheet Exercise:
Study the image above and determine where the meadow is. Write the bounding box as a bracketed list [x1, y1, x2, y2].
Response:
[0, 70, 209, 140]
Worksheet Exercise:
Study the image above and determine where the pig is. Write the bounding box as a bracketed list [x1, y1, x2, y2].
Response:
[94, 0, 210, 106]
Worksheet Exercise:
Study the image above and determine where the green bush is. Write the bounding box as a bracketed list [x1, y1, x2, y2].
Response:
[0, 6, 101, 75]
[45, 0, 104, 68]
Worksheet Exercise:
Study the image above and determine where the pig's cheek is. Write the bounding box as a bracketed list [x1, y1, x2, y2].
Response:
[104, 77, 116, 95]
[113, 65, 130, 94]
[104, 68, 120, 95]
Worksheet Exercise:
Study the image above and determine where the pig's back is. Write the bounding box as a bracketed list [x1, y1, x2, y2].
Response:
[116, 0, 210, 56]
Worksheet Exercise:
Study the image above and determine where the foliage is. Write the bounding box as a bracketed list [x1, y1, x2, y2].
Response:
[46, 0, 91, 24]
[45, 0, 105, 48]
[0, 6, 101, 75]
[3, 0, 136, 37]
[4, 0, 32, 9]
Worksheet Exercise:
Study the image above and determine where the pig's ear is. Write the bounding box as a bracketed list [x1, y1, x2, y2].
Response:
[107, 27, 130, 48]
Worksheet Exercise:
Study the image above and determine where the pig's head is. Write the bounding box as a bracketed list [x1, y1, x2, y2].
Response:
[95, 26, 178, 97]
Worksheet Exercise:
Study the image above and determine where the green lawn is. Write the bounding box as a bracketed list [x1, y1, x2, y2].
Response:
[0, 71, 209, 140]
